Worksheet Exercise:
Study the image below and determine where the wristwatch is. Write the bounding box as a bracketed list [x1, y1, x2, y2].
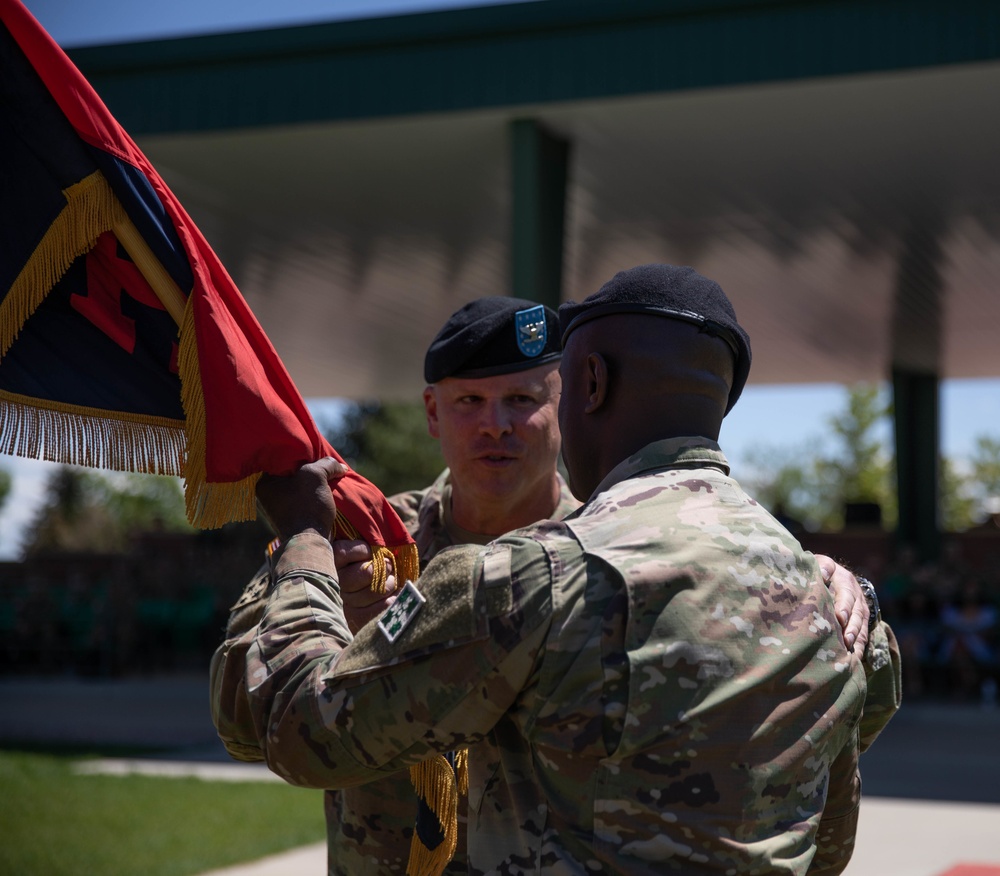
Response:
[856, 576, 881, 631]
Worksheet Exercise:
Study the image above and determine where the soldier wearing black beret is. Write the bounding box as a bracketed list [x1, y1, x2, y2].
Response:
[216, 275, 887, 876]
[213, 294, 576, 876]
[424, 295, 562, 383]
[327, 294, 577, 875]
[559, 263, 752, 414]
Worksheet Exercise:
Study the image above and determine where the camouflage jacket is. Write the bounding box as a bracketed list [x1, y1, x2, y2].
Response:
[227, 439, 901, 874]
[326, 469, 580, 875]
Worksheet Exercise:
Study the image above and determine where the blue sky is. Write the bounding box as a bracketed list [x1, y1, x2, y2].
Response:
[21, 0, 532, 46]
[4, 0, 1000, 558]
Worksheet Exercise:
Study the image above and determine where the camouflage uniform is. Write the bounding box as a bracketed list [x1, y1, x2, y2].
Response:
[229, 439, 901, 874]
[325, 469, 580, 875]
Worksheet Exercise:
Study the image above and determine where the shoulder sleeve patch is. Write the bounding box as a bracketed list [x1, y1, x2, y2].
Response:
[335, 544, 484, 675]
[377, 579, 426, 642]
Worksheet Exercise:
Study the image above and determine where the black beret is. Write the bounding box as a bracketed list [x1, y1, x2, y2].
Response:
[558, 264, 752, 414]
[424, 296, 561, 383]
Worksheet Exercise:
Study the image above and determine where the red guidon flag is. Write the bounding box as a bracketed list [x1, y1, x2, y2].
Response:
[0, 0, 417, 586]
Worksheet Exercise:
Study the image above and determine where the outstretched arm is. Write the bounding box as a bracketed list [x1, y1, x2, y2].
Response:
[244, 459, 551, 790]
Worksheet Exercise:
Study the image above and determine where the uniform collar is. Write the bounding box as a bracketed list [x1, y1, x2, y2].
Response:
[587, 436, 730, 502]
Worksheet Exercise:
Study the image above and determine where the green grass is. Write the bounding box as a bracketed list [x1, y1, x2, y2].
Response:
[0, 748, 326, 876]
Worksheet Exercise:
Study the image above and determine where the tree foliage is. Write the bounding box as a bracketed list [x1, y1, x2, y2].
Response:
[970, 435, 1000, 503]
[942, 434, 1000, 529]
[740, 442, 817, 529]
[817, 384, 892, 506]
[940, 456, 978, 532]
[742, 383, 895, 531]
[322, 400, 444, 498]
[740, 383, 1000, 533]
[0, 466, 10, 515]
[21, 466, 192, 557]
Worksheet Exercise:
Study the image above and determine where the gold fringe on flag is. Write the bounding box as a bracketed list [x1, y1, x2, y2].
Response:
[0, 166, 423, 587]
[406, 749, 469, 876]
[1, 171, 124, 358]
[0, 389, 186, 475]
[175, 295, 260, 529]
[0, 166, 253, 528]
[0, 170, 189, 478]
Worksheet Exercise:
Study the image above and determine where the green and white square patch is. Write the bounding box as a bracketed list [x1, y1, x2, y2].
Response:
[377, 579, 426, 643]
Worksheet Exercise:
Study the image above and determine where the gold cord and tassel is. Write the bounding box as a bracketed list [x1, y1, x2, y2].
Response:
[334, 509, 421, 594]
[406, 749, 469, 876]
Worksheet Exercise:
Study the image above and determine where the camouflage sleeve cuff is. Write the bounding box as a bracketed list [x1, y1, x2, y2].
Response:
[859, 620, 902, 753]
[270, 531, 338, 583]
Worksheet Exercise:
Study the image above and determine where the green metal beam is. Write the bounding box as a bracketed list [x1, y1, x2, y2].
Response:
[67, 0, 1000, 135]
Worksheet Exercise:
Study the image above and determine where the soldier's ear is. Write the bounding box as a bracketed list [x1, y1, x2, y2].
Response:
[423, 386, 440, 438]
[584, 352, 608, 414]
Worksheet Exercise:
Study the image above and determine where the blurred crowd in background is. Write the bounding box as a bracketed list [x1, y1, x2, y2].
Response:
[881, 537, 999, 705]
[0, 521, 271, 678]
[1, 517, 997, 707]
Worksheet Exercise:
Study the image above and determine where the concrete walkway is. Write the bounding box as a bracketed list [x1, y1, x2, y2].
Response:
[188, 795, 1000, 876]
[3, 674, 999, 876]
[195, 842, 327, 876]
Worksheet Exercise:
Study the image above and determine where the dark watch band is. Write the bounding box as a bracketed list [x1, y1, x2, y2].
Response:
[856, 576, 881, 631]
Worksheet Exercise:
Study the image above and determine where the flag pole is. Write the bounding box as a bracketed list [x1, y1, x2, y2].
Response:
[112, 216, 187, 326]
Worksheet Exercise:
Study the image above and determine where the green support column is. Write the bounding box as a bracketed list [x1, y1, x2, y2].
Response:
[892, 369, 940, 561]
[509, 118, 570, 310]
[890, 220, 943, 563]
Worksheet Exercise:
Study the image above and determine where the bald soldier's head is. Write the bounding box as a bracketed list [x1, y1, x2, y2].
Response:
[556, 264, 752, 500]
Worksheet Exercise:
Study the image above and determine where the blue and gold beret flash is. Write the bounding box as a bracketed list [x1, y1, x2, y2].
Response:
[558, 264, 752, 414]
[424, 296, 561, 383]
